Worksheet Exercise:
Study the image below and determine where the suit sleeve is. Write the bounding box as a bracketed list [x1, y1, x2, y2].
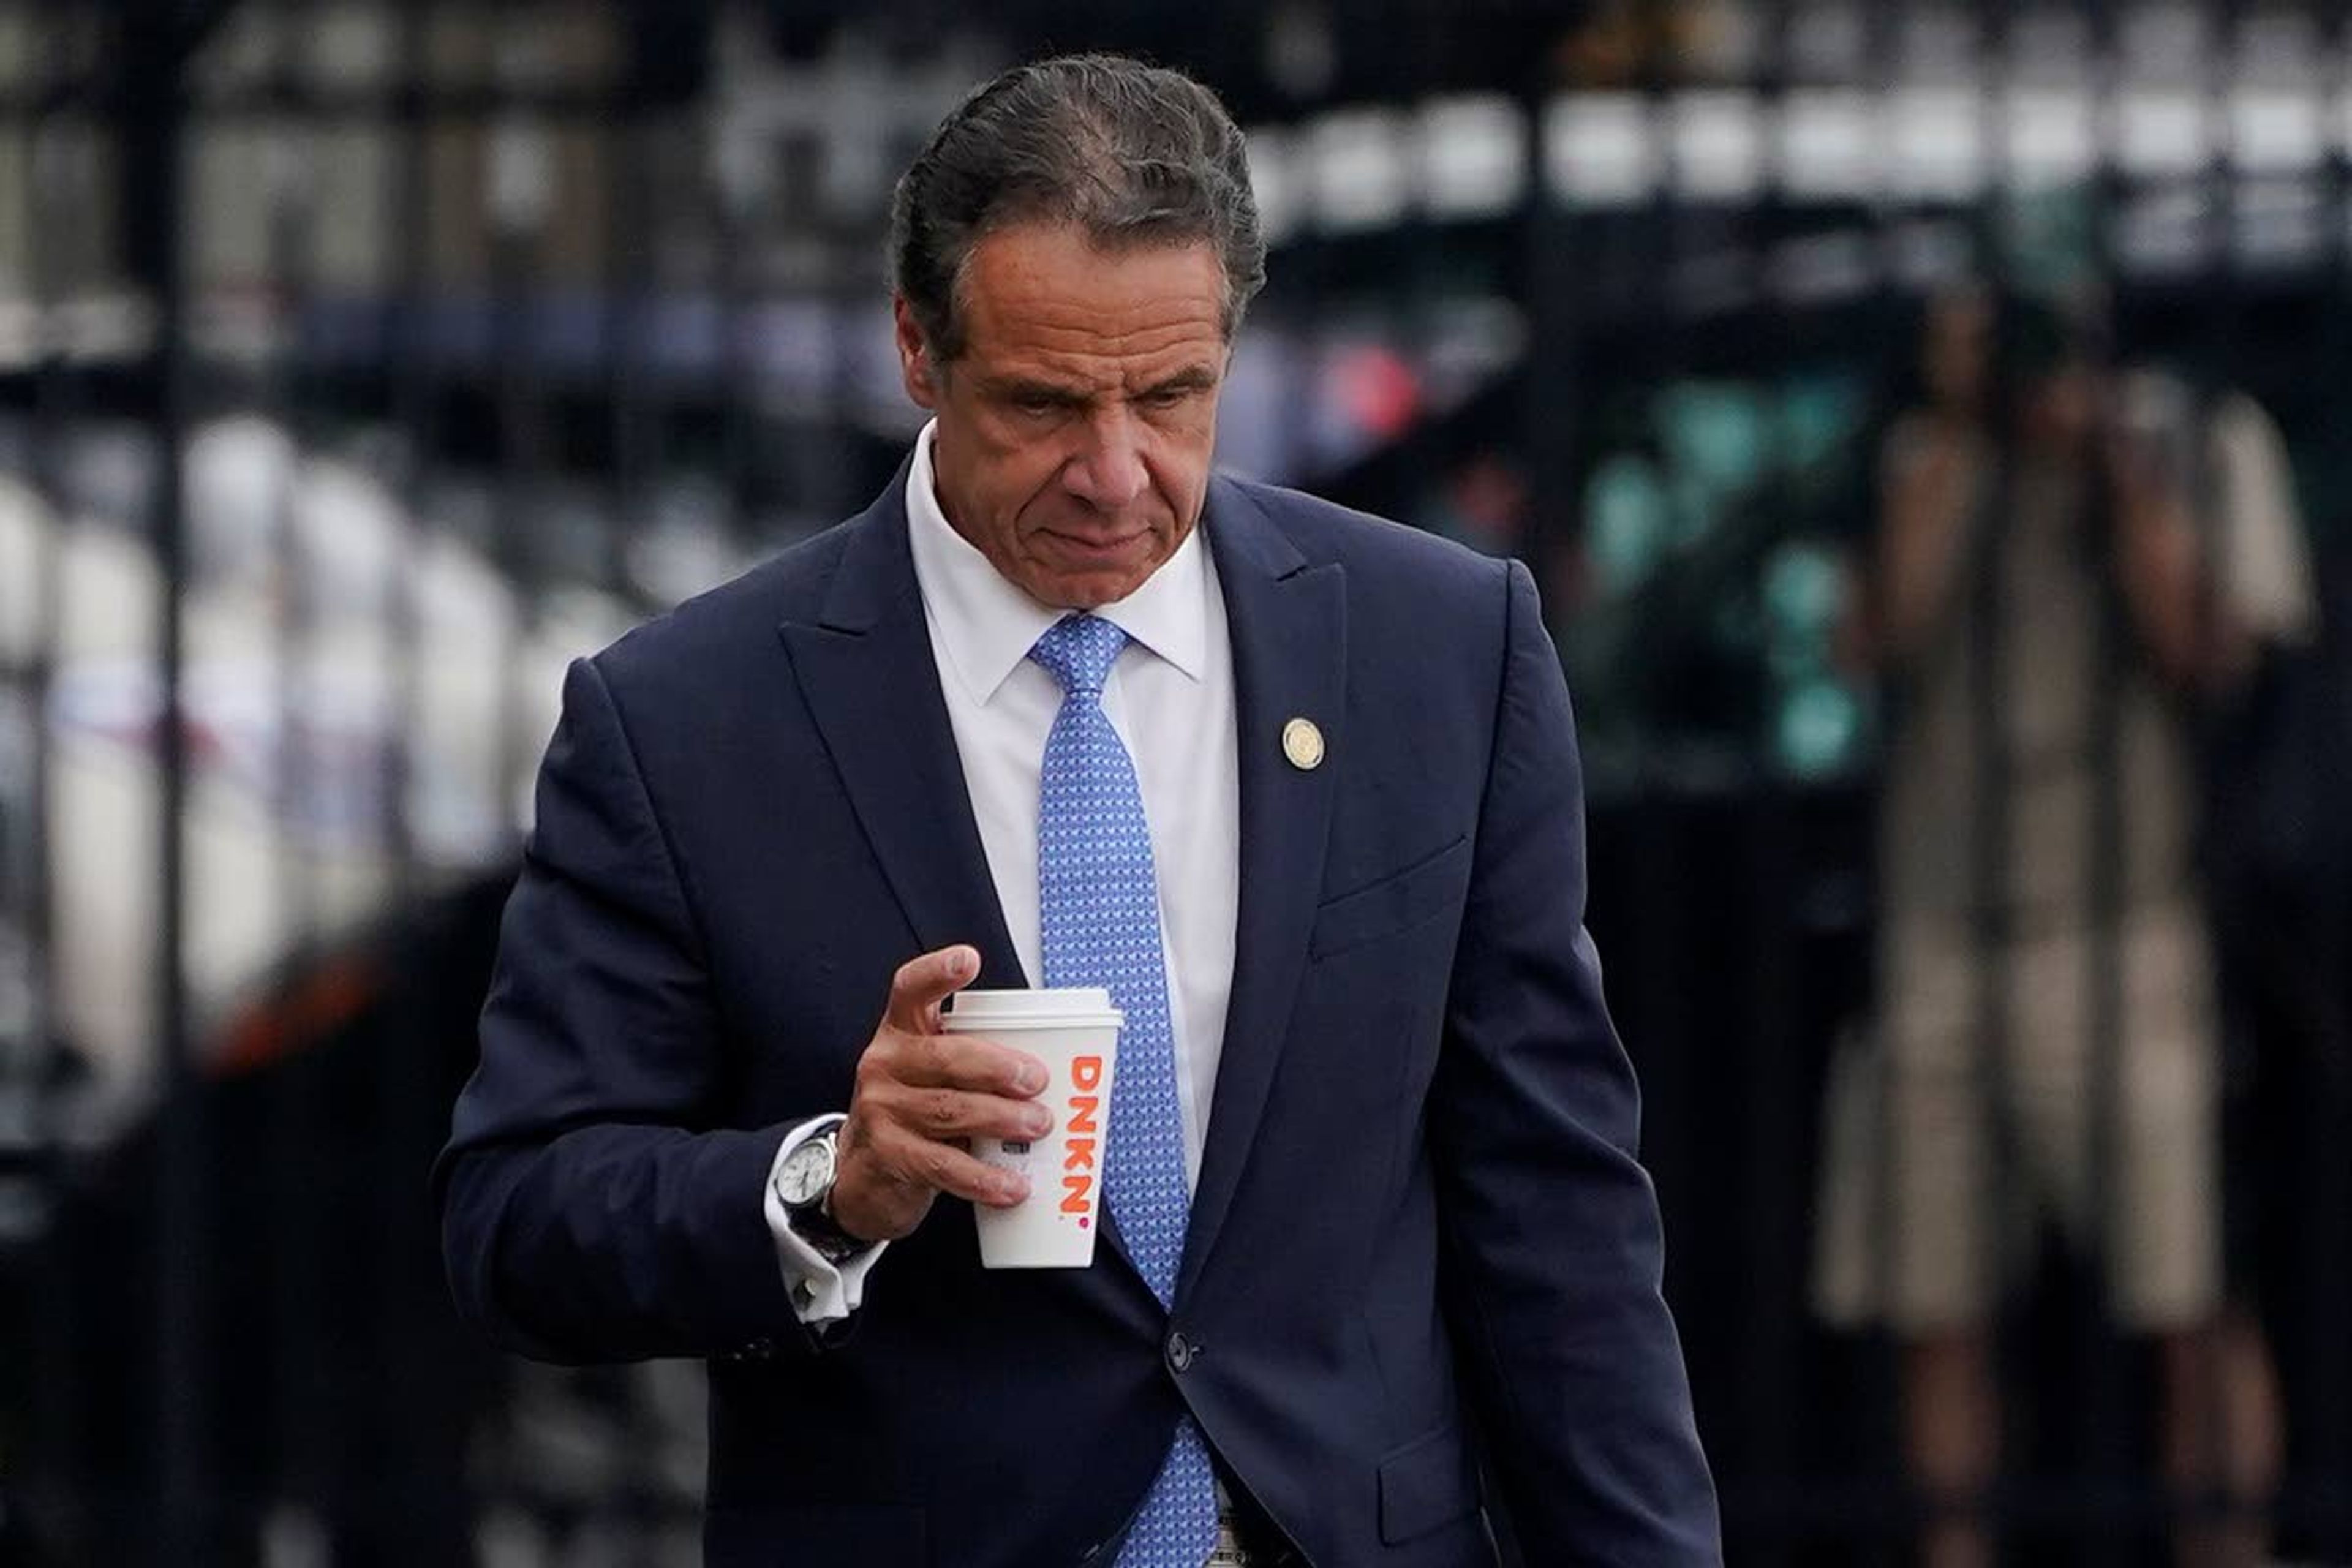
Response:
[1430, 560, 1723, 1563]
[434, 655, 801, 1365]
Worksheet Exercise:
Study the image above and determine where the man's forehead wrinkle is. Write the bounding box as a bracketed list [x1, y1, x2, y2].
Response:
[967, 291, 1223, 350]
[960, 228, 1223, 320]
[986, 353, 1219, 400]
[1009, 323, 1221, 369]
[968, 315, 1224, 389]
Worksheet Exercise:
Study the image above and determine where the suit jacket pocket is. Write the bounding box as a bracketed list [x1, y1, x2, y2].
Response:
[704, 1502, 926, 1567]
[1310, 836, 1472, 960]
[1378, 1423, 1480, 1545]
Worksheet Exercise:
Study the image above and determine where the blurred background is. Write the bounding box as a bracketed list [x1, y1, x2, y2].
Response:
[0, 1, 2346, 1564]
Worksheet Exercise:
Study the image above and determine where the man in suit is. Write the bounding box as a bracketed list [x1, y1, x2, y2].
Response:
[438, 53, 1719, 1567]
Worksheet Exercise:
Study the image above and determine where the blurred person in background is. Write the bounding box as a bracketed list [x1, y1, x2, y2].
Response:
[439, 53, 1719, 1568]
[1812, 286, 2306, 1568]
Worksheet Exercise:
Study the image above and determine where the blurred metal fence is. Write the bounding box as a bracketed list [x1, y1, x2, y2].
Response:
[0, 2, 2346, 1564]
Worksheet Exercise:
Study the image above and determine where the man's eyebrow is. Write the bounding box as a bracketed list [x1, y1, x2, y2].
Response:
[1138, 366, 1219, 398]
[983, 376, 1090, 406]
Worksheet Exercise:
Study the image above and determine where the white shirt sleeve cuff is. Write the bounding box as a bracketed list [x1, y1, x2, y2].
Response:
[764, 1113, 889, 1325]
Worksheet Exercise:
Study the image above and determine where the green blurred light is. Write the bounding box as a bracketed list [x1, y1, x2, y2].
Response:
[1777, 679, 1863, 778]
[1586, 453, 1669, 593]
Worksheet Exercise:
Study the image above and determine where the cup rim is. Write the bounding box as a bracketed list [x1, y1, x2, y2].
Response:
[940, 987, 1123, 1031]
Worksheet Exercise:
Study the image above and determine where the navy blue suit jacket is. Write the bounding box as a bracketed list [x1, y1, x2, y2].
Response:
[437, 469, 1720, 1566]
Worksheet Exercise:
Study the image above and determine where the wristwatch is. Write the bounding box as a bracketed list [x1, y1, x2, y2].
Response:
[772, 1128, 872, 1264]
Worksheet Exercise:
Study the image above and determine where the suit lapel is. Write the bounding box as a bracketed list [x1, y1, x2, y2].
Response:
[776, 472, 1027, 994]
[1179, 480, 1345, 1302]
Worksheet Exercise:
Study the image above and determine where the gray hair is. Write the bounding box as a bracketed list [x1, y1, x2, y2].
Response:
[888, 54, 1267, 363]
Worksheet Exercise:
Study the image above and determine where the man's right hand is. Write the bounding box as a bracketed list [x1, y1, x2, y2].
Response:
[827, 945, 1053, 1244]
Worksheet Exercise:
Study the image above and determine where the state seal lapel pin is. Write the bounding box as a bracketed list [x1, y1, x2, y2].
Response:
[1282, 717, 1325, 771]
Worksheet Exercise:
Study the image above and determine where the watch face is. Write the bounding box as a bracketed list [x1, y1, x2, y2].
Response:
[775, 1138, 834, 1207]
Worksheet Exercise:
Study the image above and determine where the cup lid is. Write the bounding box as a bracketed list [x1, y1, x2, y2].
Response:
[941, 987, 1123, 1030]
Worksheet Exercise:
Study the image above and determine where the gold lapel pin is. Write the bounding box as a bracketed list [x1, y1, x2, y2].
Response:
[1282, 717, 1325, 771]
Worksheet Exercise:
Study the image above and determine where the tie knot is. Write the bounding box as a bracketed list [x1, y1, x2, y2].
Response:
[1028, 614, 1129, 698]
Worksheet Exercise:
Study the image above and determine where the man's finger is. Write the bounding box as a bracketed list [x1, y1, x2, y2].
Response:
[922, 1142, 1030, 1210]
[872, 1083, 1055, 1144]
[890, 1032, 1048, 1098]
[883, 944, 979, 1033]
[865, 1123, 1029, 1209]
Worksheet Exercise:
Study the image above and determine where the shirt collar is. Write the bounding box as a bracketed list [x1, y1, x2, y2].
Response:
[903, 419, 1210, 704]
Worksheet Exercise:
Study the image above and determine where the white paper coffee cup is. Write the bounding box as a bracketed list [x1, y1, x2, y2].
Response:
[941, 987, 1122, 1269]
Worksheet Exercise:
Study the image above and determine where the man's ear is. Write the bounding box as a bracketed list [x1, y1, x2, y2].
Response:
[894, 296, 940, 409]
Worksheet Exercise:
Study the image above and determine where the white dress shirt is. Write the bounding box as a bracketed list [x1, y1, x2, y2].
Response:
[768, 422, 1241, 1322]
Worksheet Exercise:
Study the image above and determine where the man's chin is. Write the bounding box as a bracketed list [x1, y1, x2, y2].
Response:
[1017, 552, 1161, 611]
[1031, 571, 1145, 611]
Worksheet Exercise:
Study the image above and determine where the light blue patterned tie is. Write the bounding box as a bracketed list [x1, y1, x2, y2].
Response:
[1031, 614, 1219, 1568]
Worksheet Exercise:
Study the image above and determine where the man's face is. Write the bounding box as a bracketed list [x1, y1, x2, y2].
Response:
[895, 224, 1229, 609]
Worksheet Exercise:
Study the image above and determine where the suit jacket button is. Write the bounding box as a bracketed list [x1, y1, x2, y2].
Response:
[1166, 1331, 1194, 1373]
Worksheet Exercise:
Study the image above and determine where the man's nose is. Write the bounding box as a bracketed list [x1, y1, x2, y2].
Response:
[1062, 410, 1149, 510]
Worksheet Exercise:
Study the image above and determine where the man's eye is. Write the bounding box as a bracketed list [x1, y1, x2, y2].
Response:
[1012, 395, 1063, 417]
